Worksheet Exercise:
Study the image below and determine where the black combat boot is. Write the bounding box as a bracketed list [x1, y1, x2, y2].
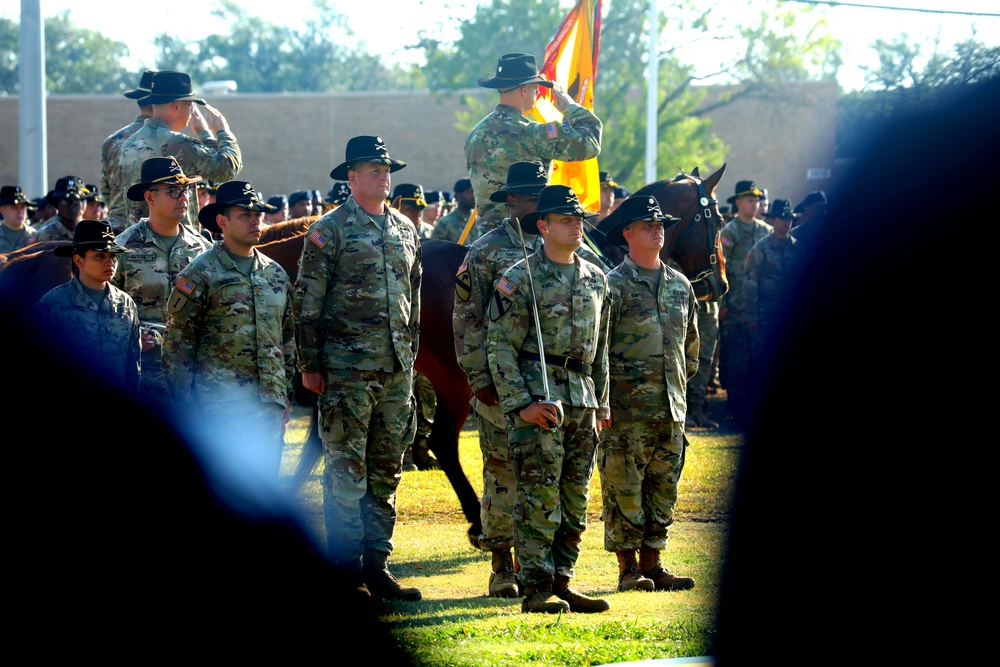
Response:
[363, 550, 422, 601]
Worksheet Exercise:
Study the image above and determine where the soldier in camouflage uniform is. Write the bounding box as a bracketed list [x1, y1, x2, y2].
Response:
[115, 71, 242, 232]
[685, 299, 720, 430]
[115, 157, 211, 409]
[719, 180, 772, 424]
[431, 178, 475, 244]
[293, 136, 422, 604]
[599, 196, 699, 594]
[465, 53, 602, 241]
[163, 181, 294, 475]
[487, 184, 611, 614]
[34, 177, 87, 243]
[0, 185, 38, 253]
[454, 161, 548, 598]
[33, 220, 140, 391]
[102, 70, 156, 233]
[745, 198, 802, 392]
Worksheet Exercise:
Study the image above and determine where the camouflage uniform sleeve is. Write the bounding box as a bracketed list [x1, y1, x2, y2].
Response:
[486, 274, 532, 414]
[292, 221, 337, 373]
[594, 278, 611, 420]
[454, 247, 493, 393]
[411, 239, 422, 360]
[685, 286, 701, 382]
[744, 243, 762, 324]
[163, 129, 242, 184]
[163, 266, 207, 406]
[123, 294, 142, 393]
[279, 269, 297, 404]
[521, 103, 603, 162]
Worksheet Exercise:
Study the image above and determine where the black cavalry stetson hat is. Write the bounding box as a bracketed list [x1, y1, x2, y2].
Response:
[83, 184, 105, 204]
[520, 184, 596, 235]
[478, 53, 554, 89]
[330, 135, 406, 181]
[602, 195, 681, 245]
[123, 69, 157, 100]
[599, 171, 618, 187]
[392, 183, 427, 209]
[489, 161, 549, 202]
[325, 182, 351, 206]
[766, 199, 796, 219]
[198, 181, 276, 233]
[127, 156, 202, 201]
[726, 180, 764, 204]
[0, 185, 31, 206]
[48, 176, 88, 205]
[793, 190, 827, 213]
[137, 71, 206, 106]
[53, 219, 126, 257]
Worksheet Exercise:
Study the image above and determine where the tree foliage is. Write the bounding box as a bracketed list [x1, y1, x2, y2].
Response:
[838, 36, 1000, 157]
[153, 0, 422, 93]
[0, 11, 133, 95]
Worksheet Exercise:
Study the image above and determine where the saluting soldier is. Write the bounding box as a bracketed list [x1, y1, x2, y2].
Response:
[599, 196, 699, 594]
[293, 135, 422, 604]
[163, 181, 294, 475]
[33, 219, 140, 392]
[0, 185, 38, 253]
[115, 71, 242, 231]
[115, 157, 211, 409]
[465, 53, 602, 241]
[486, 184, 611, 614]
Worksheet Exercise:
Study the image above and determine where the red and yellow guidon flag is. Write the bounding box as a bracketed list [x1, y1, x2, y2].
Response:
[530, 0, 602, 212]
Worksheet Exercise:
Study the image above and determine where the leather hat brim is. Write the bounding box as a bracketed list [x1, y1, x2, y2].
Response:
[330, 158, 406, 182]
[478, 73, 555, 89]
[489, 183, 547, 202]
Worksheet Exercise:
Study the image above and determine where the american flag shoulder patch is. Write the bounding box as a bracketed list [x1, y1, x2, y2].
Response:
[457, 261, 467, 274]
[308, 230, 328, 248]
[546, 122, 559, 139]
[175, 276, 197, 295]
[496, 278, 517, 296]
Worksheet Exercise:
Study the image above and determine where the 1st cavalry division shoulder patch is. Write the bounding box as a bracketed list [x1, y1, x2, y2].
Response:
[455, 261, 471, 301]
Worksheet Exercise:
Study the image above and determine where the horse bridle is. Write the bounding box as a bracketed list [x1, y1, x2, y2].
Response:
[670, 173, 722, 296]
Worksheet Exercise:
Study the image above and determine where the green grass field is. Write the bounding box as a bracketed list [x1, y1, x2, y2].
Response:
[282, 406, 741, 666]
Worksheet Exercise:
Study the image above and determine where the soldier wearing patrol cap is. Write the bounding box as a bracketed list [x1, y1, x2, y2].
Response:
[465, 52, 603, 241]
[718, 180, 772, 425]
[432, 177, 476, 244]
[293, 135, 422, 605]
[33, 219, 140, 391]
[487, 184, 611, 614]
[162, 181, 294, 476]
[102, 69, 157, 233]
[115, 156, 212, 409]
[0, 185, 38, 253]
[264, 194, 289, 225]
[287, 190, 312, 219]
[34, 176, 88, 242]
[599, 195, 698, 594]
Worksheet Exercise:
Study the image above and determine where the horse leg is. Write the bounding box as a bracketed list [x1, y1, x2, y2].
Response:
[427, 387, 481, 547]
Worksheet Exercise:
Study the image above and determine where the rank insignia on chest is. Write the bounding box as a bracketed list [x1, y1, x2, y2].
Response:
[308, 230, 329, 248]
[175, 276, 197, 295]
[546, 123, 559, 139]
[496, 277, 517, 296]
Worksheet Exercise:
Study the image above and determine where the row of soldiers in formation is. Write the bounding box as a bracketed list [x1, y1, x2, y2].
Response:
[1, 53, 820, 615]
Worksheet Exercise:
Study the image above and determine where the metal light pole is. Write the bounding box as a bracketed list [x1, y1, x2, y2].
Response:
[19, 0, 47, 199]
[644, 0, 658, 185]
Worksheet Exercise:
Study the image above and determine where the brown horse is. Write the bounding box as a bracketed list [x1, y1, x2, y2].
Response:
[592, 164, 729, 302]
[258, 216, 316, 245]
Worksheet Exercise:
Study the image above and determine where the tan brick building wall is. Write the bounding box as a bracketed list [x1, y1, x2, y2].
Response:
[0, 82, 837, 209]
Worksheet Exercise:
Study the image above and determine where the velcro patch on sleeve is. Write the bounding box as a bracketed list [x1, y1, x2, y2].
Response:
[455, 264, 471, 302]
[175, 276, 197, 295]
[496, 277, 517, 296]
[546, 122, 559, 139]
[308, 230, 328, 248]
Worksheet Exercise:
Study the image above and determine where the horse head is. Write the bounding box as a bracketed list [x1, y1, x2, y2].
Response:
[594, 164, 729, 301]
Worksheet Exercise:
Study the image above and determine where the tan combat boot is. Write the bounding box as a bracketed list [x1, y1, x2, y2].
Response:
[639, 546, 695, 591]
[616, 550, 655, 592]
[363, 550, 422, 601]
[489, 548, 519, 598]
[553, 574, 610, 613]
[521, 582, 570, 614]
